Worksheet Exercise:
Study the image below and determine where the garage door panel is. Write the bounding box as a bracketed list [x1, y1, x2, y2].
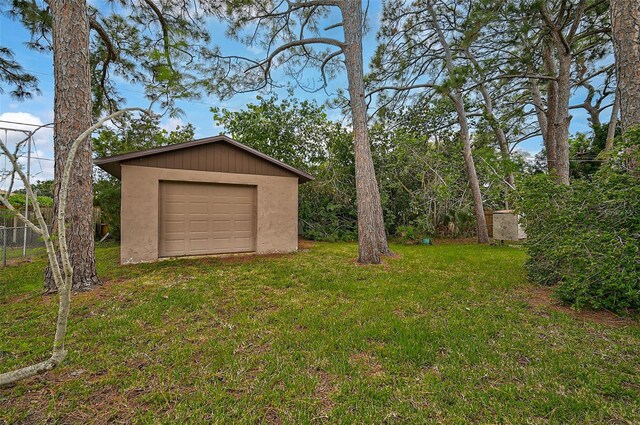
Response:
[159, 182, 256, 257]
[209, 215, 233, 221]
[234, 204, 253, 214]
[189, 220, 210, 232]
[189, 202, 210, 214]
[211, 203, 236, 214]
[164, 202, 186, 214]
[163, 239, 186, 255]
[234, 220, 253, 231]
[211, 221, 233, 231]
[235, 236, 253, 246]
[164, 220, 186, 233]
[189, 238, 211, 251]
[210, 238, 232, 249]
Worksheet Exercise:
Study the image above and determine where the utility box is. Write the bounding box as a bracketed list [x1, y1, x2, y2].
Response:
[493, 210, 526, 241]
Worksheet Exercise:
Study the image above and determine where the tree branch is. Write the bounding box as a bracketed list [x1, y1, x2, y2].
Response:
[250, 37, 345, 78]
[141, 0, 174, 72]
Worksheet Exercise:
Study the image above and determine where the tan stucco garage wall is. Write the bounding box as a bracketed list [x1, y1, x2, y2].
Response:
[120, 164, 299, 264]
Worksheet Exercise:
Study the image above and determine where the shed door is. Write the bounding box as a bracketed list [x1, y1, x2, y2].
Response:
[159, 181, 256, 257]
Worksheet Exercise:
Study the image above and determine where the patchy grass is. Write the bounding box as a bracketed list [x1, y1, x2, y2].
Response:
[0, 242, 638, 424]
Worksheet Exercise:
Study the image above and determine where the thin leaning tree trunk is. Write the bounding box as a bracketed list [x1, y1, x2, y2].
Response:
[341, 0, 390, 263]
[463, 49, 515, 190]
[45, 0, 100, 292]
[0, 108, 146, 387]
[428, 1, 489, 244]
[0, 149, 67, 385]
[476, 83, 515, 189]
[453, 93, 490, 244]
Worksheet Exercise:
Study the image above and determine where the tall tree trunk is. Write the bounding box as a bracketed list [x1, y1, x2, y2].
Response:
[46, 0, 99, 291]
[553, 51, 572, 184]
[341, 0, 389, 263]
[611, 0, 640, 133]
[428, 1, 488, 243]
[452, 93, 490, 243]
[542, 42, 558, 175]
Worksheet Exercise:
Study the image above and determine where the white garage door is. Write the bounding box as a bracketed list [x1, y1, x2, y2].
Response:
[159, 181, 256, 257]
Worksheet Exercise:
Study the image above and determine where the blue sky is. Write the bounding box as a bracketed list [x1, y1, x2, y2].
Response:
[0, 2, 611, 189]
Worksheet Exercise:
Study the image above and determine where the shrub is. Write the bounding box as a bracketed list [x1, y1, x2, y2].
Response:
[6, 193, 53, 208]
[396, 225, 420, 244]
[94, 178, 121, 240]
[514, 171, 640, 312]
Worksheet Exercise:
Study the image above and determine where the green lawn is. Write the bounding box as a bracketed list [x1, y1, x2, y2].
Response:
[1, 242, 639, 424]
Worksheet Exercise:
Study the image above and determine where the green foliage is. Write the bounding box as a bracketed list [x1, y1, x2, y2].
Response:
[7, 0, 216, 115]
[1, 192, 53, 226]
[93, 115, 194, 239]
[6, 192, 53, 208]
[395, 225, 430, 244]
[298, 142, 358, 242]
[212, 95, 328, 170]
[15, 179, 55, 198]
[568, 122, 618, 179]
[214, 95, 517, 241]
[0, 46, 39, 99]
[514, 171, 640, 311]
[213, 95, 359, 242]
[612, 125, 640, 173]
[93, 114, 195, 159]
[374, 98, 512, 237]
[93, 178, 121, 240]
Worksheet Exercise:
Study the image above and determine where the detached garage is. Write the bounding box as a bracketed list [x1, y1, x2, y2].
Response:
[94, 135, 313, 264]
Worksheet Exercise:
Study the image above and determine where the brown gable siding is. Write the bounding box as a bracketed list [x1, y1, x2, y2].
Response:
[121, 142, 297, 179]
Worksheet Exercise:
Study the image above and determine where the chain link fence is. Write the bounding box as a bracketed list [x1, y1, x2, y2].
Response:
[1, 206, 103, 267]
[1, 225, 51, 267]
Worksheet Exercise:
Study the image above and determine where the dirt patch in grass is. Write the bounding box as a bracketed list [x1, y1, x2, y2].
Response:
[298, 239, 315, 250]
[2, 374, 149, 425]
[216, 252, 291, 264]
[262, 406, 284, 424]
[310, 367, 338, 418]
[349, 252, 400, 269]
[523, 286, 639, 328]
[4, 257, 35, 267]
[349, 352, 385, 377]
[2, 291, 44, 306]
[2, 289, 58, 307]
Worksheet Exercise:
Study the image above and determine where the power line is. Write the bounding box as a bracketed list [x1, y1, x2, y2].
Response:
[0, 120, 54, 128]
[29, 155, 54, 162]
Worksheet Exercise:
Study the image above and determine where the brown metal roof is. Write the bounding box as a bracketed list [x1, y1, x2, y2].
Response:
[94, 135, 314, 183]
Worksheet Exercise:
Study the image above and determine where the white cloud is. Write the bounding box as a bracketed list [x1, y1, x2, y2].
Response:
[513, 149, 537, 165]
[160, 116, 185, 132]
[0, 111, 55, 191]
